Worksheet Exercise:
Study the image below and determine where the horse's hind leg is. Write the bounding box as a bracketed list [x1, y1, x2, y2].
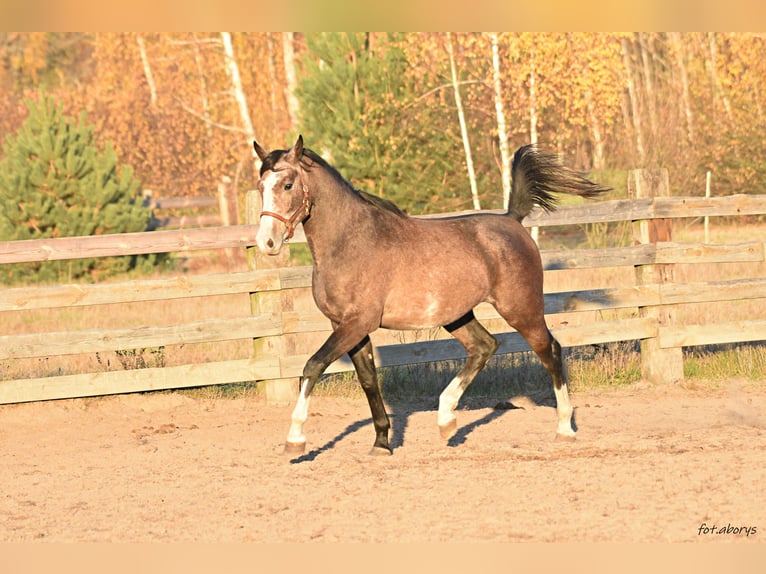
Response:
[516, 322, 576, 440]
[349, 336, 392, 455]
[438, 312, 499, 440]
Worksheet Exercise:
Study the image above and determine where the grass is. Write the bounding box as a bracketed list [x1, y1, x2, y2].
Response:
[178, 340, 766, 406]
[684, 344, 766, 382]
[373, 345, 758, 402]
[309, 342, 763, 401]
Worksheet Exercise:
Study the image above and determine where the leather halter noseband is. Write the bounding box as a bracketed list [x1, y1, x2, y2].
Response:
[259, 171, 311, 241]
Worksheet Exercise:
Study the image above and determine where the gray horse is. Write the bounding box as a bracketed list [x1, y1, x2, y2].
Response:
[254, 136, 608, 455]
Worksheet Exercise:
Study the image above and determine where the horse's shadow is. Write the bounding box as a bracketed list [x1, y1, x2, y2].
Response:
[289, 395, 570, 464]
[290, 417, 374, 463]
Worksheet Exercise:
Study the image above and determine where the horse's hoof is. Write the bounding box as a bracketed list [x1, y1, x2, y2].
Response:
[555, 433, 577, 442]
[369, 446, 393, 456]
[284, 441, 306, 454]
[439, 419, 457, 440]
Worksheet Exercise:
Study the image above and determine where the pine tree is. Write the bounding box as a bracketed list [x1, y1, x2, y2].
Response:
[0, 92, 160, 284]
[296, 33, 458, 214]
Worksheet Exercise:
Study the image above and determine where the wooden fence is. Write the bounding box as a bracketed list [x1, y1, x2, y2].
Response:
[1, 171, 765, 406]
[143, 176, 239, 230]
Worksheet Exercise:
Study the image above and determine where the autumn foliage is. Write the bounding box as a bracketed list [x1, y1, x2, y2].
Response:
[1, 32, 765, 218]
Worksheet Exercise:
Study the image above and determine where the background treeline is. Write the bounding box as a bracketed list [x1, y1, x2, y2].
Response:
[1, 32, 765, 215]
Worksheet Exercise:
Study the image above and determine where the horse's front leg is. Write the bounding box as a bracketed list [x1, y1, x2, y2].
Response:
[284, 321, 371, 455]
[349, 336, 391, 455]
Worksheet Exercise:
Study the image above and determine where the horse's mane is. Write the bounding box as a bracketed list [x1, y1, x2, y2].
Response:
[356, 189, 407, 217]
[303, 148, 407, 218]
[263, 146, 406, 218]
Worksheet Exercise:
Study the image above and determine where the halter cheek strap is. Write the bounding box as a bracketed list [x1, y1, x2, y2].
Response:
[259, 173, 311, 241]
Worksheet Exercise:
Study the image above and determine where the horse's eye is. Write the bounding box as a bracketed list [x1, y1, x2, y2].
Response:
[284, 182, 293, 191]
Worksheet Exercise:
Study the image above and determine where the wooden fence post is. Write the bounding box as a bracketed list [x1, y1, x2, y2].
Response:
[629, 168, 684, 384]
[246, 189, 299, 406]
[217, 176, 246, 269]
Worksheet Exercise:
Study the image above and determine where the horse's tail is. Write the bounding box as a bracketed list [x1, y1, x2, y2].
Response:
[508, 144, 610, 222]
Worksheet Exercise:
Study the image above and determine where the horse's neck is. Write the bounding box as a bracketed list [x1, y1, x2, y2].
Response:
[303, 174, 358, 261]
[302, 172, 370, 266]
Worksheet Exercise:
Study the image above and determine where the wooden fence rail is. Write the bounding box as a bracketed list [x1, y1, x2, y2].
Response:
[1, 191, 765, 405]
[0, 225, 261, 265]
[143, 176, 239, 230]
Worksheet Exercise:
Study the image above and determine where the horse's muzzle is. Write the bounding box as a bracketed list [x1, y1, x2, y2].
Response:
[255, 219, 285, 255]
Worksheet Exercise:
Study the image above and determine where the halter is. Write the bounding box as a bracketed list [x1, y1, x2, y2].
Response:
[259, 171, 311, 241]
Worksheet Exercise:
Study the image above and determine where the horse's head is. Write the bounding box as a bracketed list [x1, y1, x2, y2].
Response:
[254, 135, 311, 255]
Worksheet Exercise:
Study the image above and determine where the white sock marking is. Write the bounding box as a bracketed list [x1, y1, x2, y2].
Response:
[438, 376, 463, 428]
[553, 382, 575, 436]
[286, 379, 311, 444]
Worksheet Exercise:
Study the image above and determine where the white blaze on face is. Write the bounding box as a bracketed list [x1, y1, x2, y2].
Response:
[256, 171, 283, 254]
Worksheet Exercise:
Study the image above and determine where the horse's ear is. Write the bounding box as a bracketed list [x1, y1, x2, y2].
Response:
[253, 140, 269, 161]
[292, 134, 304, 159]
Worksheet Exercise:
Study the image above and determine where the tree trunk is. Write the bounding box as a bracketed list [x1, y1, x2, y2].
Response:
[668, 32, 695, 144]
[528, 45, 538, 146]
[528, 40, 539, 241]
[136, 34, 158, 112]
[282, 32, 301, 130]
[191, 33, 213, 139]
[446, 32, 481, 210]
[585, 87, 605, 170]
[638, 33, 658, 137]
[220, 32, 257, 159]
[266, 33, 279, 122]
[489, 33, 512, 210]
[704, 32, 733, 124]
[621, 36, 646, 166]
[753, 81, 764, 125]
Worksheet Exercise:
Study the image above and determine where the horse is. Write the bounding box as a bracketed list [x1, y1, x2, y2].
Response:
[253, 136, 609, 455]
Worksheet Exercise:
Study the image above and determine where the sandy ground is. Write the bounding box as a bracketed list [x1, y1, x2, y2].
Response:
[1, 380, 764, 543]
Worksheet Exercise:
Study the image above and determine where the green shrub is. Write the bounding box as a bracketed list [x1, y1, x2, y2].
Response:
[0, 92, 162, 284]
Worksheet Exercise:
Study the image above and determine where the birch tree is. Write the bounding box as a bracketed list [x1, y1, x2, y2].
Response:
[621, 35, 646, 165]
[489, 32, 512, 210]
[668, 32, 695, 144]
[527, 40, 539, 243]
[528, 45, 539, 146]
[703, 32, 733, 125]
[446, 32, 481, 210]
[638, 33, 658, 137]
[282, 32, 301, 130]
[190, 33, 213, 139]
[221, 32, 257, 160]
[136, 34, 158, 112]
